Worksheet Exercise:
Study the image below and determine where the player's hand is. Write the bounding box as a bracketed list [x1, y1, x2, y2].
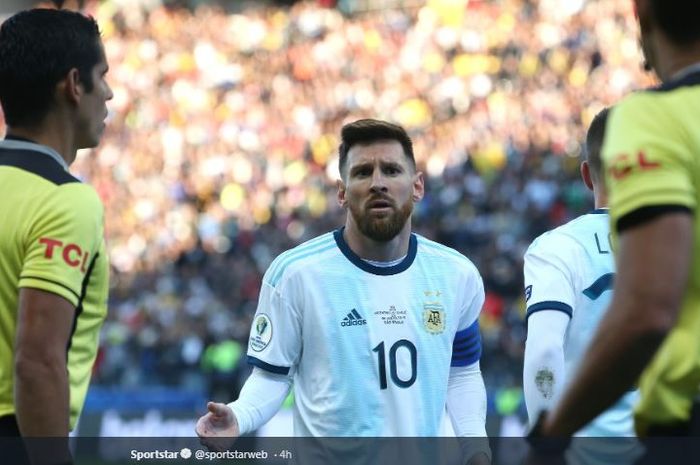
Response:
[195, 401, 240, 451]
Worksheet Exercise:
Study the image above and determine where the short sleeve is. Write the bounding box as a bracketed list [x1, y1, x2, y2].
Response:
[523, 233, 578, 320]
[19, 184, 104, 307]
[602, 94, 696, 231]
[246, 275, 302, 376]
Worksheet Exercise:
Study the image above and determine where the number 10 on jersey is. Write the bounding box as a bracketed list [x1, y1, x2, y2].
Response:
[373, 339, 417, 389]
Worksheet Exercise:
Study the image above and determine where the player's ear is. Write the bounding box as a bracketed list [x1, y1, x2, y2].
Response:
[580, 162, 594, 192]
[412, 171, 425, 202]
[337, 178, 347, 208]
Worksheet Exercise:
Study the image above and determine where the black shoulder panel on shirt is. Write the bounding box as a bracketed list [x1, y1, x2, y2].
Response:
[616, 205, 693, 233]
[0, 148, 80, 185]
[649, 70, 700, 93]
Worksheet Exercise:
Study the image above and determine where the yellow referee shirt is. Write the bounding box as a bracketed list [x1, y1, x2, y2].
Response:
[0, 138, 108, 430]
[602, 66, 700, 435]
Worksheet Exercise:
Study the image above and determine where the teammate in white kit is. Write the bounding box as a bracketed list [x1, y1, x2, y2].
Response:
[523, 109, 639, 463]
[196, 119, 490, 464]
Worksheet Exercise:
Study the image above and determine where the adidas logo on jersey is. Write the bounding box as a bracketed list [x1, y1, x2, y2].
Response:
[341, 309, 367, 327]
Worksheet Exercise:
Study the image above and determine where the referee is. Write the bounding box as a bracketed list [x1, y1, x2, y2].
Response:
[0, 8, 112, 465]
[528, 1, 700, 463]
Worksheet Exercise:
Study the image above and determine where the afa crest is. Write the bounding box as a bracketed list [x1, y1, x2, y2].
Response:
[423, 304, 445, 334]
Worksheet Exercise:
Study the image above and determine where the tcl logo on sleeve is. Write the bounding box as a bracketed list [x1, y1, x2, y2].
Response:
[38, 238, 90, 273]
[608, 150, 661, 180]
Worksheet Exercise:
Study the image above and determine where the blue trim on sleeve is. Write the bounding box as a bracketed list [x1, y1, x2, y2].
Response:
[526, 301, 573, 319]
[451, 320, 481, 366]
[583, 273, 615, 300]
[451, 346, 481, 366]
[247, 356, 290, 375]
[333, 227, 417, 275]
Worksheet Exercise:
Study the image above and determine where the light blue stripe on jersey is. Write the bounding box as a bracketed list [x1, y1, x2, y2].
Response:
[267, 233, 336, 286]
[583, 273, 615, 300]
[266, 233, 332, 281]
[417, 237, 473, 265]
[451, 320, 482, 366]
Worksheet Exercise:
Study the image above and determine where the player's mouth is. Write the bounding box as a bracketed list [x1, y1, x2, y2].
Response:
[366, 198, 394, 213]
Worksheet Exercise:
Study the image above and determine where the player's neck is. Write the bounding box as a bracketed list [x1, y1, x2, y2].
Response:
[6, 121, 77, 166]
[342, 220, 412, 262]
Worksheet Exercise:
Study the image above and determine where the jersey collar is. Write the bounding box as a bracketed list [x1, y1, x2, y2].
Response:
[0, 137, 69, 171]
[333, 227, 417, 276]
[589, 208, 609, 215]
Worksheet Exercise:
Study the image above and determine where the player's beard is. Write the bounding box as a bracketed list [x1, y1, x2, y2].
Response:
[350, 197, 414, 242]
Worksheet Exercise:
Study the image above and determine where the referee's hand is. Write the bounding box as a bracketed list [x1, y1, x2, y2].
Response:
[195, 401, 239, 451]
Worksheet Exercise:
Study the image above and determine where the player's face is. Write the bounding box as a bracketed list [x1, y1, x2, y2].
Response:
[339, 140, 424, 242]
[76, 43, 113, 149]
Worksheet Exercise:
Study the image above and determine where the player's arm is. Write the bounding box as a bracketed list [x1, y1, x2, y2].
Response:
[542, 212, 692, 436]
[449, 269, 491, 464]
[198, 265, 301, 442]
[523, 311, 568, 423]
[522, 238, 575, 425]
[15, 288, 75, 436]
[196, 367, 292, 440]
[446, 362, 491, 465]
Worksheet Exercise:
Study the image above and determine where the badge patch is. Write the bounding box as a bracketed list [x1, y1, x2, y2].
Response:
[423, 304, 445, 334]
[250, 314, 272, 352]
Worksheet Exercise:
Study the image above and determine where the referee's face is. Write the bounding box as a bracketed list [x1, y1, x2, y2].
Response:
[76, 43, 113, 149]
[338, 140, 424, 242]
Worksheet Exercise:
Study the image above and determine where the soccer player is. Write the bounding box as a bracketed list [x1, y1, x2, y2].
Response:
[0, 7, 112, 464]
[528, 0, 700, 462]
[196, 119, 490, 464]
[523, 109, 640, 463]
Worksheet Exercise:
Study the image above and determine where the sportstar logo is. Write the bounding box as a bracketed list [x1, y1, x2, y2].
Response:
[39, 237, 91, 273]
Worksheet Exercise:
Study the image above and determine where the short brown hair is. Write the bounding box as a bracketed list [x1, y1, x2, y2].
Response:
[338, 119, 415, 178]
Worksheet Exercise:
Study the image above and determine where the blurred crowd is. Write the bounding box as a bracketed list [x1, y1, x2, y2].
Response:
[1, 0, 654, 415]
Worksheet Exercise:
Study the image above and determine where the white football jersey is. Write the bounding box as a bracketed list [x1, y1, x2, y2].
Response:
[246, 229, 485, 436]
[524, 209, 638, 438]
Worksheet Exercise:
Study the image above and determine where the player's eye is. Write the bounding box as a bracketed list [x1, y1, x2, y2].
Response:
[353, 167, 372, 177]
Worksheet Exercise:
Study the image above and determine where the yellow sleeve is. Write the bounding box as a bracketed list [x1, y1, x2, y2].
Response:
[18, 184, 104, 306]
[602, 93, 696, 230]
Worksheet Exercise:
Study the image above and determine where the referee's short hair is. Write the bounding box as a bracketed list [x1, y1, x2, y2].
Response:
[649, 1, 700, 45]
[585, 108, 610, 183]
[0, 9, 102, 127]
